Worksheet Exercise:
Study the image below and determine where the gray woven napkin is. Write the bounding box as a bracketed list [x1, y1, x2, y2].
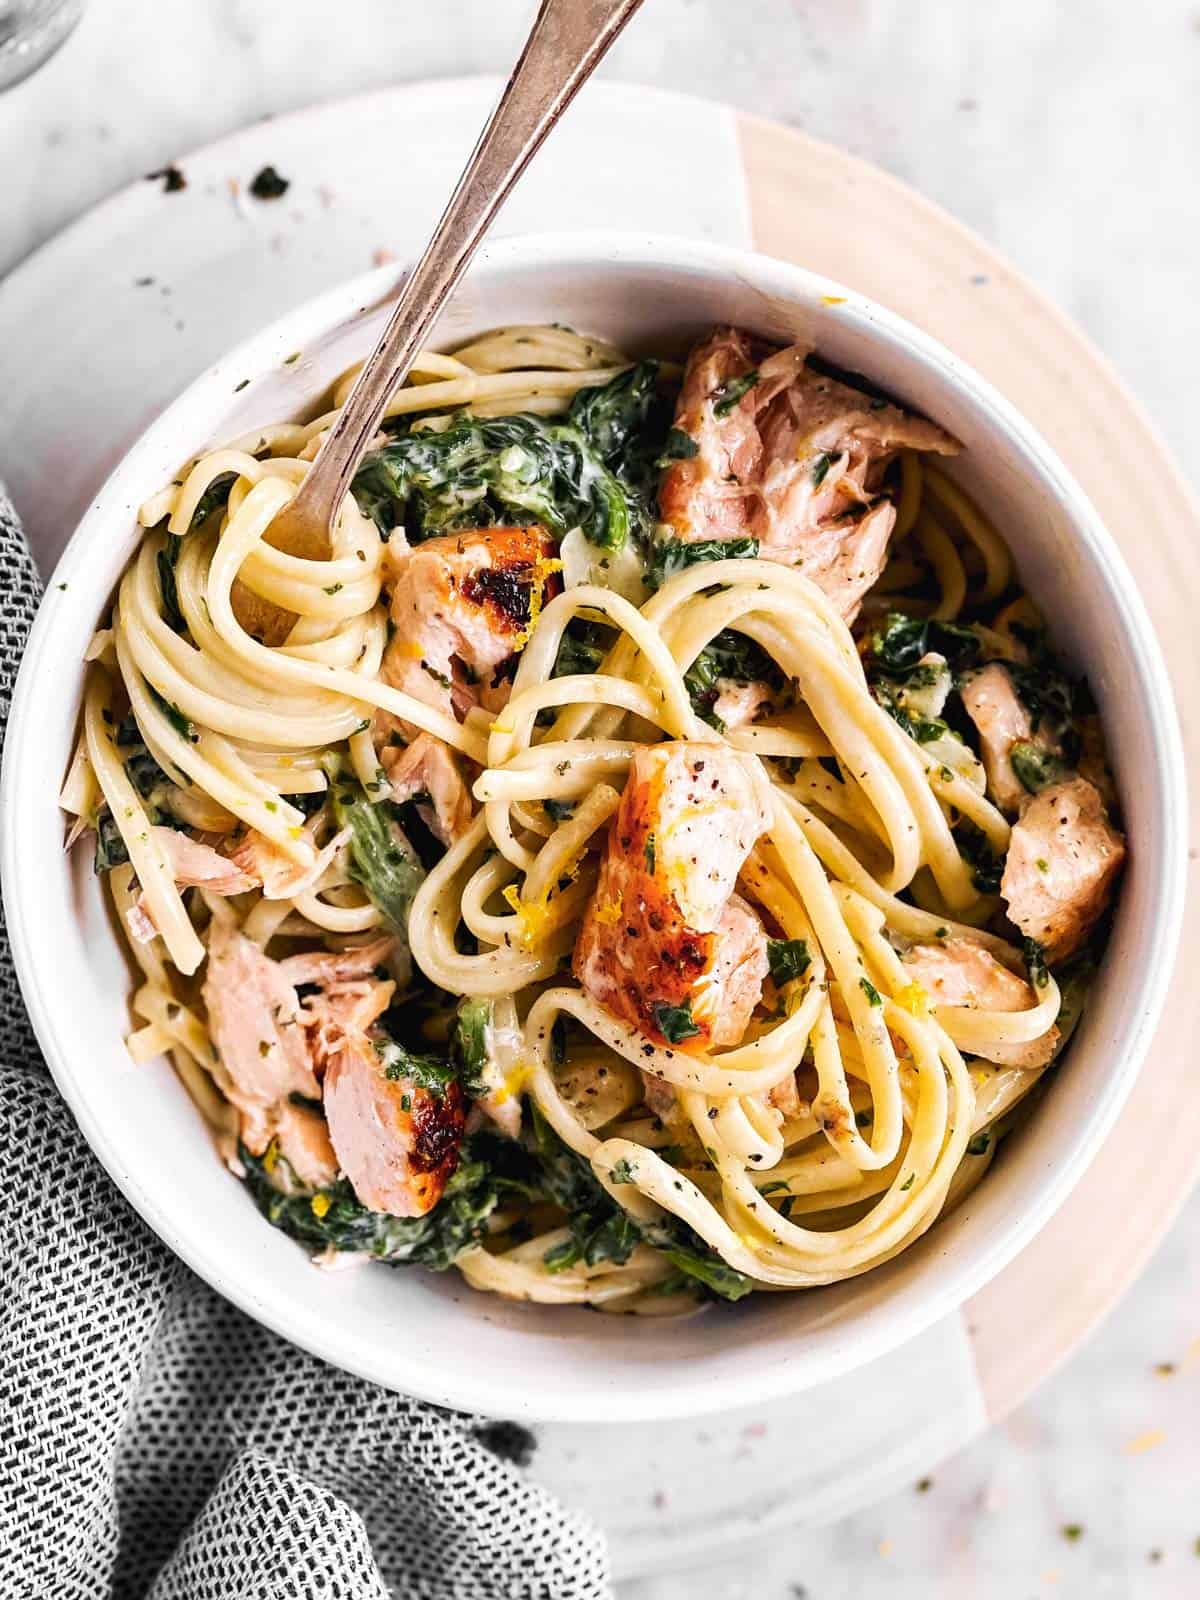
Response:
[0, 486, 612, 1600]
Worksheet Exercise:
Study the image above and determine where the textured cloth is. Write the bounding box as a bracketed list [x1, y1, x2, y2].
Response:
[0, 486, 611, 1600]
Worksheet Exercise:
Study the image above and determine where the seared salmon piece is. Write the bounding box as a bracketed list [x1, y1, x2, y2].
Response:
[659, 327, 958, 618]
[574, 742, 771, 1051]
[380, 525, 560, 724]
[902, 937, 1060, 1069]
[1001, 777, 1126, 963]
[323, 1033, 465, 1217]
[958, 663, 1062, 815]
[202, 920, 320, 1154]
[380, 731, 474, 844]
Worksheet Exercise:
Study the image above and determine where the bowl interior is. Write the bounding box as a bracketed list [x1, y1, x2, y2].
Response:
[2, 234, 1183, 1421]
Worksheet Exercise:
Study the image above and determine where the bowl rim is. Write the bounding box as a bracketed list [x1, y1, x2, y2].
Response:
[1, 228, 1187, 1421]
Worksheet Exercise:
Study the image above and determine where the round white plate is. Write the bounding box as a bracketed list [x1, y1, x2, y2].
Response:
[3, 80, 1195, 1579]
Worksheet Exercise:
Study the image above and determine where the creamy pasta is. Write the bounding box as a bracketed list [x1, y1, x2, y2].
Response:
[61, 320, 1126, 1311]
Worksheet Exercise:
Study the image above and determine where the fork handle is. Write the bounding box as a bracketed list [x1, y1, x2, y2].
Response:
[293, 0, 646, 536]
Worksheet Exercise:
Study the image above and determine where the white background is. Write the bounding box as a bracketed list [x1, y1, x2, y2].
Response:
[3, 3, 1199, 1595]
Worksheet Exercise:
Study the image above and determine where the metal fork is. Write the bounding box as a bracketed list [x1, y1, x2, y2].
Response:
[234, 0, 647, 646]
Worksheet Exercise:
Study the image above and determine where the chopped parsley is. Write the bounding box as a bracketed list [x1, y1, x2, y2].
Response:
[859, 977, 884, 1007]
[711, 368, 760, 418]
[375, 1037, 457, 1097]
[767, 938, 811, 986]
[652, 1000, 701, 1045]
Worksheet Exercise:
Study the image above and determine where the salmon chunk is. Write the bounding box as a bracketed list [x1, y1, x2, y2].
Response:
[959, 663, 1061, 815]
[574, 742, 771, 1050]
[380, 525, 560, 724]
[271, 1099, 340, 1192]
[902, 937, 1060, 1069]
[1001, 778, 1126, 963]
[152, 827, 258, 895]
[278, 935, 398, 1074]
[224, 823, 348, 901]
[712, 677, 774, 732]
[659, 327, 958, 618]
[323, 1033, 465, 1217]
[380, 731, 474, 844]
[202, 920, 320, 1154]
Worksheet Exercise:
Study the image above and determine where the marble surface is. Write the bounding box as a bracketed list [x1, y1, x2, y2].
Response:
[3, 2, 1199, 1594]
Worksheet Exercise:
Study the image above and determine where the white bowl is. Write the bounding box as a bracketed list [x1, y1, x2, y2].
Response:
[1, 232, 1185, 1422]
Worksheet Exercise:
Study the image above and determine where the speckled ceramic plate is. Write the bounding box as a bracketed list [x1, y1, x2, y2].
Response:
[1, 80, 1195, 1579]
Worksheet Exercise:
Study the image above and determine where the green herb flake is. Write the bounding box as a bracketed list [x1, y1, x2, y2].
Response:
[767, 938, 811, 987]
[375, 1037, 456, 1097]
[711, 368, 760, 418]
[899, 1172, 915, 1191]
[609, 1157, 638, 1185]
[420, 660, 452, 689]
[1061, 1524, 1084, 1543]
[810, 450, 838, 488]
[652, 1000, 701, 1045]
[644, 832, 656, 874]
[966, 1132, 991, 1156]
[859, 977, 884, 1007]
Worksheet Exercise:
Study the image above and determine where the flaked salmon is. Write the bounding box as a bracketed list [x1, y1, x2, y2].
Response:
[659, 327, 958, 617]
[902, 937, 1060, 1069]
